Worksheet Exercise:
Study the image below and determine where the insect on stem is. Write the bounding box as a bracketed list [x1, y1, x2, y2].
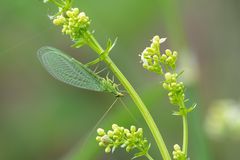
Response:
[37, 46, 123, 97]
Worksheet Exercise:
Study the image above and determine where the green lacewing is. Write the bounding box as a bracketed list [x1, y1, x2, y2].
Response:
[37, 46, 123, 97]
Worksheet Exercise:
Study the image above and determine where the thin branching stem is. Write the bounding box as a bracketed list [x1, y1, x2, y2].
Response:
[83, 31, 171, 160]
[180, 100, 188, 156]
[182, 114, 188, 155]
[146, 153, 155, 160]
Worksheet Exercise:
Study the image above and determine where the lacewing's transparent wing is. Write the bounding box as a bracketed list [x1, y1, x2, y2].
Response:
[37, 46, 106, 92]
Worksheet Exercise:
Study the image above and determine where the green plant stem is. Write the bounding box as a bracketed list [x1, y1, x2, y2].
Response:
[179, 100, 188, 156]
[146, 153, 155, 160]
[84, 31, 171, 160]
[182, 114, 188, 155]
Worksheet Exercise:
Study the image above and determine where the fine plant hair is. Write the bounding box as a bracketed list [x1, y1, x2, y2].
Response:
[38, 0, 196, 160]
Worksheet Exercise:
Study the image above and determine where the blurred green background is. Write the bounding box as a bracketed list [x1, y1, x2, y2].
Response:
[1, 0, 240, 160]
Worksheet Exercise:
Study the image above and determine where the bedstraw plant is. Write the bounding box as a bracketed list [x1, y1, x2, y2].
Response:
[38, 0, 196, 159]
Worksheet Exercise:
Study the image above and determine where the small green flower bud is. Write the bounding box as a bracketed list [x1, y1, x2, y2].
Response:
[96, 136, 101, 141]
[99, 142, 105, 147]
[126, 132, 132, 138]
[163, 82, 169, 90]
[142, 51, 148, 56]
[113, 135, 118, 139]
[107, 130, 114, 137]
[146, 58, 152, 64]
[165, 49, 172, 56]
[152, 35, 160, 43]
[105, 146, 111, 153]
[62, 28, 66, 33]
[124, 129, 130, 134]
[165, 72, 172, 81]
[58, 15, 65, 22]
[177, 150, 182, 154]
[143, 63, 148, 69]
[126, 146, 131, 152]
[72, 8, 79, 15]
[172, 144, 186, 159]
[124, 141, 130, 146]
[148, 66, 154, 71]
[101, 135, 112, 144]
[112, 124, 118, 130]
[168, 92, 173, 97]
[97, 128, 105, 136]
[174, 144, 181, 151]
[177, 86, 182, 91]
[78, 12, 86, 18]
[137, 128, 143, 135]
[153, 55, 159, 61]
[169, 97, 174, 102]
[52, 19, 59, 25]
[113, 129, 120, 135]
[68, 17, 74, 22]
[63, 24, 68, 28]
[66, 11, 74, 17]
[171, 82, 177, 87]
[130, 125, 136, 132]
[145, 47, 155, 54]
[166, 57, 173, 63]
[173, 51, 178, 57]
[161, 54, 167, 60]
[171, 76, 176, 82]
[150, 43, 157, 49]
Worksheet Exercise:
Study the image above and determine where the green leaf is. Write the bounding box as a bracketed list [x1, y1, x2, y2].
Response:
[172, 107, 187, 116]
[146, 143, 151, 152]
[72, 38, 86, 48]
[105, 37, 118, 53]
[172, 111, 181, 116]
[132, 151, 145, 160]
[176, 70, 184, 78]
[187, 103, 197, 113]
[132, 144, 151, 159]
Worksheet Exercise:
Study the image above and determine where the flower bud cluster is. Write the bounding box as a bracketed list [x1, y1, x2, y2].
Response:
[162, 72, 185, 105]
[140, 35, 178, 74]
[96, 124, 150, 154]
[160, 49, 178, 69]
[52, 8, 90, 40]
[172, 144, 186, 160]
[141, 36, 162, 74]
